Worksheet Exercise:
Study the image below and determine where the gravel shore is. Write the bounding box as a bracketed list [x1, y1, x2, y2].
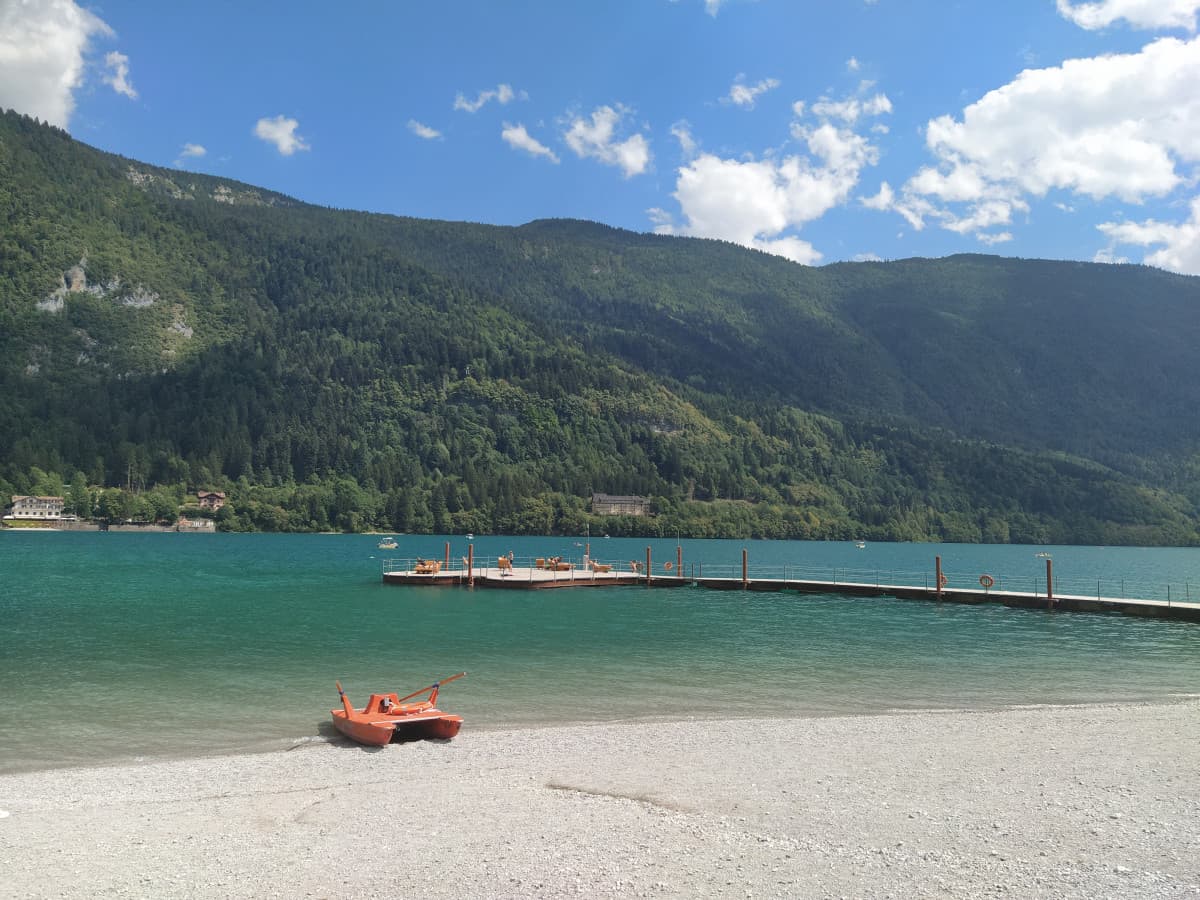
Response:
[1, 701, 1197, 898]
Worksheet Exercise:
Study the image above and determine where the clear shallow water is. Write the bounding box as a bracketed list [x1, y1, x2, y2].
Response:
[2, 532, 1198, 773]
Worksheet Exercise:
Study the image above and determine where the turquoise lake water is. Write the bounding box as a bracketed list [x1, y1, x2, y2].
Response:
[2, 531, 1199, 774]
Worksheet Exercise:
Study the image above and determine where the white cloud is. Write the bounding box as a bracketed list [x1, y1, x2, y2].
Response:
[453, 83, 522, 113]
[1093, 247, 1131, 264]
[977, 231, 1014, 245]
[705, 0, 726, 15]
[726, 76, 780, 108]
[563, 105, 651, 177]
[655, 96, 887, 265]
[810, 93, 892, 123]
[887, 36, 1200, 247]
[407, 119, 442, 140]
[501, 122, 559, 162]
[102, 50, 136, 99]
[861, 181, 895, 211]
[1056, 0, 1199, 31]
[670, 121, 698, 158]
[253, 115, 310, 156]
[1098, 195, 1200, 273]
[173, 142, 205, 167]
[0, 0, 113, 128]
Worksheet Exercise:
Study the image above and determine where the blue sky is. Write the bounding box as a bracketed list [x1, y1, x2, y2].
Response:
[3, 0, 1200, 273]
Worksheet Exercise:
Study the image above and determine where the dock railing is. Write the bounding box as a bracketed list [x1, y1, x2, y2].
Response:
[383, 549, 1196, 611]
[689, 561, 1193, 606]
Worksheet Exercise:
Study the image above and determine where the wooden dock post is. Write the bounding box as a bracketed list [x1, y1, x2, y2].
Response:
[1046, 558, 1054, 610]
[742, 549, 749, 589]
[677, 545, 683, 580]
[444, 541, 450, 572]
[467, 543, 474, 587]
[646, 546, 652, 585]
[935, 556, 943, 598]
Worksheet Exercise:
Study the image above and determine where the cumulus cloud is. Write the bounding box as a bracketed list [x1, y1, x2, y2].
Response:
[811, 93, 892, 123]
[453, 83, 523, 113]
[0, 0, 113, 128]
[726, 76, 780, 109]
[1056, 0, 1199, 31]
[102, 50, 136, 99]
[1098, 196, 1200, 273]
[173, 142, 206, 167]
[876, 36, 1200, 253]
[253, 115, 310, 156]
[653, 91, 891, 264]
[563, 105, 651, 177]
[861, 181, 895, 211]
[501, 122, 559, 162]
[407, 120, 442, 140]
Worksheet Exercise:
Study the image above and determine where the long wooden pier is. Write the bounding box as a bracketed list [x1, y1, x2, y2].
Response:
[381, 547, 1200, 624]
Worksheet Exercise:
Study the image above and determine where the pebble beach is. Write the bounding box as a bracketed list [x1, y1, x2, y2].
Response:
[2, 700, 1197, 898]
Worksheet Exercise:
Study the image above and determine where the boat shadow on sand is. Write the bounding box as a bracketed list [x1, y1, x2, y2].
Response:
[315, 719, 456, 750]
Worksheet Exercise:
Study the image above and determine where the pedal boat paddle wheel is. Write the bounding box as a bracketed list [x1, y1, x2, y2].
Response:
[332, 673, 466, 746]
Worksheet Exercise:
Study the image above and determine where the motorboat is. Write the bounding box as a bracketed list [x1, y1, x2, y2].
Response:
[377, 537, 398, 550]
[332, 673, 465, 746]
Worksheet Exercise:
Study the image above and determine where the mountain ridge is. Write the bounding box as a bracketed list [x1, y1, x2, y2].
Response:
[2, 107, 1198, 543]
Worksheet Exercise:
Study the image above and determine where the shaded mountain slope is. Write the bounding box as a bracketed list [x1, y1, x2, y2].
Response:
[1, 108, 1198, 543]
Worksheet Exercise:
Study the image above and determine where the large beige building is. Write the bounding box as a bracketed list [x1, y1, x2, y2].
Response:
[4, 495, 65, 520]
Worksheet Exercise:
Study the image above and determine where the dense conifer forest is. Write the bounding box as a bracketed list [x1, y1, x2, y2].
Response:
[3, 108, 1199, 543]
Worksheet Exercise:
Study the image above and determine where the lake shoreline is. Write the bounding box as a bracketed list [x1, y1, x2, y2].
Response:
[4, 693, 1200, 778]
[2, 699, 1196, 898]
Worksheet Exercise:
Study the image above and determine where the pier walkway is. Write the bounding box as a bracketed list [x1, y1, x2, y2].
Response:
[381, 548, 1200, 624]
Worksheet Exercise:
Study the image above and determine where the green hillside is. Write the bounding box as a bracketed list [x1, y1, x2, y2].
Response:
[2, 108, 1198, 543]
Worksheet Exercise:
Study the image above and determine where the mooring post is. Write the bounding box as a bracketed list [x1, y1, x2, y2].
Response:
[444, 541, 450, 572]
[935, 556, 943, 599]
[742, 549, 749, 589]
[677, 545, 683, 580]
[467, 543, 474, 587]
[1046, 558, 1054, 610]
[646, 546, 652, 585]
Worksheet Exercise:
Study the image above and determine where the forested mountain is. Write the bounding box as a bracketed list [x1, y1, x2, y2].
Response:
[3, 107, 1199, 544]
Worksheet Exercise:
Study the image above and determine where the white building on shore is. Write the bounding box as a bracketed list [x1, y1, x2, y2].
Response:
[4, 495, 65, 521]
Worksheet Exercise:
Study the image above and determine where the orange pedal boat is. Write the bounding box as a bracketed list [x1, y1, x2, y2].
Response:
[332, 673, 466, 746]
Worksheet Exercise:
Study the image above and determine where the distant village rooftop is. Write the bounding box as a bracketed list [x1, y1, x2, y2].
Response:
[197, 491, 226, 511]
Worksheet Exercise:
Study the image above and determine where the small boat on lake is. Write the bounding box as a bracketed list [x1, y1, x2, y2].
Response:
[332, 673, 465, 746]
[377, 537, 398, 550]
[854, 540, 866, 549]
